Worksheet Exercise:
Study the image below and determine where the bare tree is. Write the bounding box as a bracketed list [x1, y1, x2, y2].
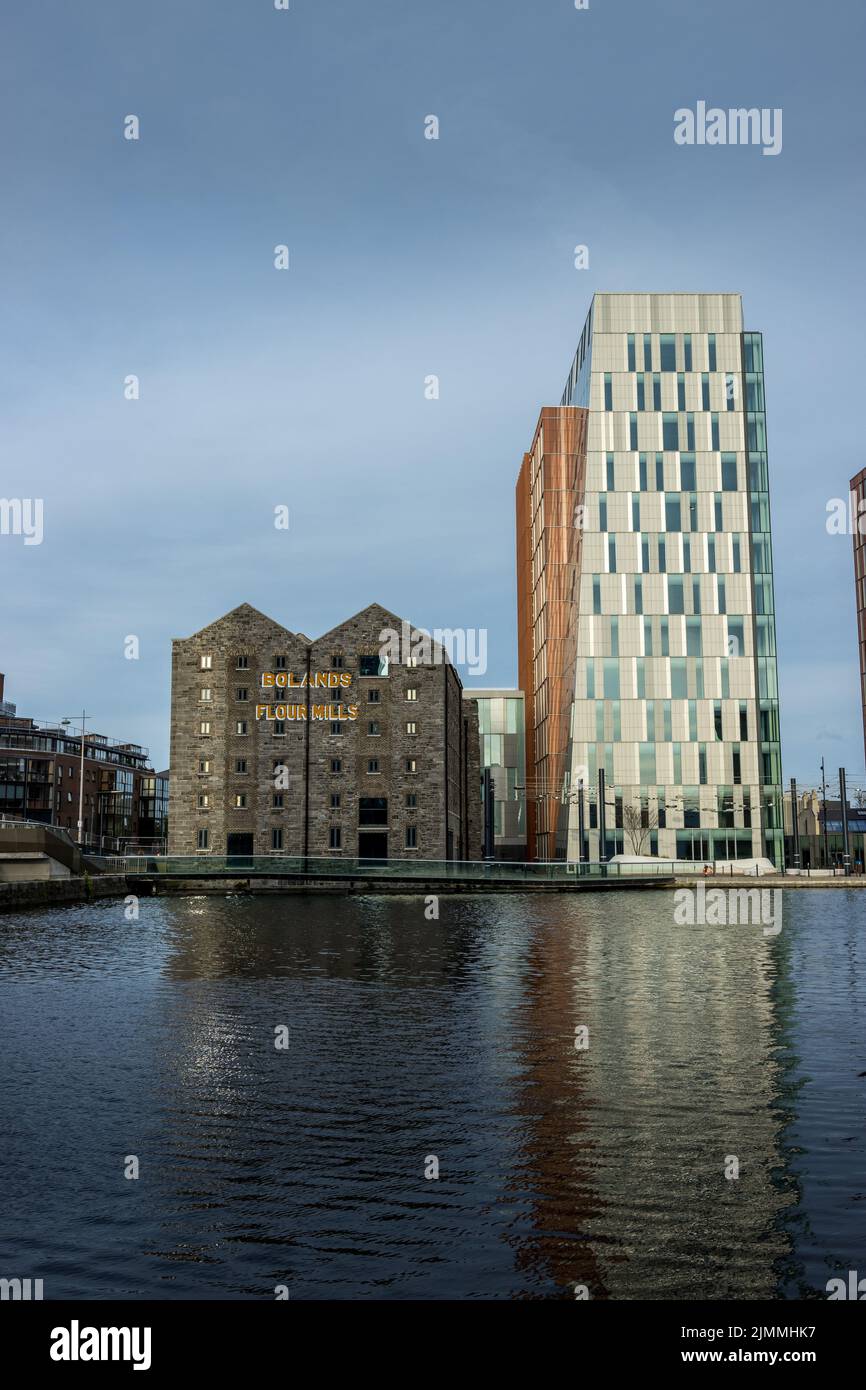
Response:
[623, 804, 658, 856]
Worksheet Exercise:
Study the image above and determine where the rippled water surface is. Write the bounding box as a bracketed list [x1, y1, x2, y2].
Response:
[1, 889, 865, 1299]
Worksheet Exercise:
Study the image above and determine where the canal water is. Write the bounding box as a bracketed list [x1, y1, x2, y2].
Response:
[1, 890, 864, 1300]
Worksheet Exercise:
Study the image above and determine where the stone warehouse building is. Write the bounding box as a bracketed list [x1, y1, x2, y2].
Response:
[168, 603, 482, 861]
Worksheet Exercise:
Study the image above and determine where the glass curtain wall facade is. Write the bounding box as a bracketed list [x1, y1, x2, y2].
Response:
[548, 292, 783, 864]
[462, 690, 526, 859]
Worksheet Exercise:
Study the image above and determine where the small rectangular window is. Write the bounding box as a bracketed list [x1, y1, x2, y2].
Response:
[200, 655, 212, 670]
[273, 793, 284, 808]
[627, 334, 636, 371]
[236, 655, 249, 670]
[643, 334, 653, 370]
[329, 827, 342, 849]
[367, 689, 380, 703]
[662, 414, 679, 450]
[368, 720, 380, 735]
[236, 687, 248, 701]
[274, 654, 287, 670]
[200, 721, 211, 736]
[235, 758, 247, 773]
[368, 758, 380, 773]
[406, 721, 417, 734]
[406, 758, 417, 773]
[660, 334, 676, 371]
[199, 759, 210, 774]
[701, 374, 710, 411]
[330, 793, 341, 809]
[406, 688, 418, 701]
[711, 413, 720, 450]
[405, 826, 418, 849]
[683, 334, 692, 371]
[677, 373, 686, 410]
[604, 373, 612, 410]
[330, 758, 342, 773]
[606, 455, 615, 489]
[272, 828, 283, 851]
[331, 653, 344, 668]
[359, 654, 387, 676]
[234, 794, 246, 809]
[197, 828, 209, 850]
[200, 688, 212, 702]
[721, 455, 738, 490]
[236, 721, 248, 735]
[330, 722, 343, 735]
[708, 334, 717, 371]
[629, 413, 638, 449]
[406, 792, 417, 808]
[197, 793, 209, 809]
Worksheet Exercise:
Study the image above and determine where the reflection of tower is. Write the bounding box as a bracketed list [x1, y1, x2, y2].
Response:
[502, 898, 607, 1298]
[503, 895, 798, 1300]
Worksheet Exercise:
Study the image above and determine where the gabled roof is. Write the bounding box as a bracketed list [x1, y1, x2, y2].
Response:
[314, 602, 404, 644]
[178, 604, 296, 641]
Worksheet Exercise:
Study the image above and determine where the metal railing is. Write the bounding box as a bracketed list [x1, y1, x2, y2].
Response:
[101, 853, 755, 881]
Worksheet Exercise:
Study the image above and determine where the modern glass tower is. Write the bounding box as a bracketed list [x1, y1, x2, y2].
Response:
[518, 293, 783, 864]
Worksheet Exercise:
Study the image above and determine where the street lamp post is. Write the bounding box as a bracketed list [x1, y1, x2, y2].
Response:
[62, 711, 88, 847]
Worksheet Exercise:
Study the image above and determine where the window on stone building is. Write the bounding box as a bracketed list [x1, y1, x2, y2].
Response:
[200, 655, 212, 670]
[330, 759, 342, 773]
[234, 794, 246, 808]
[235, 759, 247, 773]
[406, 722, 417, 734]
[236, 721, 248, 736]
[367, 759, 380, 774]
[236, 688, 248, 701]
[406, 826, 418, 849]
[197, 828, 209, 850]
[272, 828, 283, 851]
[199, 722, 211, 736]
[236, 655, 249, 670]
[329, 827, 342, 849]
[406, 689, 418, 701]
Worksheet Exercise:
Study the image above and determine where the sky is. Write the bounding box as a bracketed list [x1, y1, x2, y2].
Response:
[1, 0, 864, 784]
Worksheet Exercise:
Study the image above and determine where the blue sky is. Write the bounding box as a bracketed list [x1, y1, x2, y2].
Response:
[1, 0, 864, 782]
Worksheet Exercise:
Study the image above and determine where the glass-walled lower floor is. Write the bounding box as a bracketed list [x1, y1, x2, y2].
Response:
[561, 783, 784, 865]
